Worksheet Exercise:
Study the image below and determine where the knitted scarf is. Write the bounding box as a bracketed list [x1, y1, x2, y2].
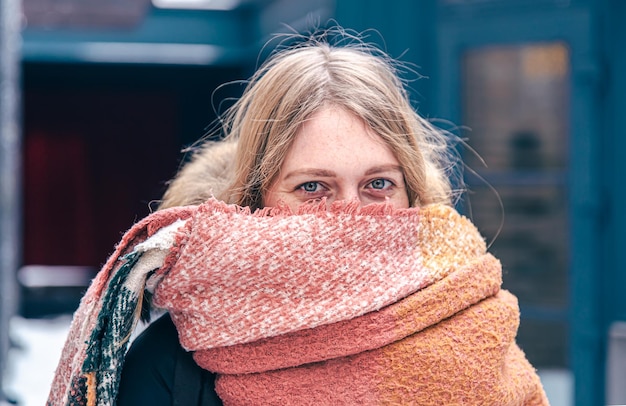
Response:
[47, 198, 548, 405]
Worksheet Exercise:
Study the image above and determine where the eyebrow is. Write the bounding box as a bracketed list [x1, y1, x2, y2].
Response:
[364, 165, 404, 176]
[283, 168, 337, 180]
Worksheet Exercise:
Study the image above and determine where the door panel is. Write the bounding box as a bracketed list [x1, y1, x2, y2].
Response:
[436, 6, 599, 405]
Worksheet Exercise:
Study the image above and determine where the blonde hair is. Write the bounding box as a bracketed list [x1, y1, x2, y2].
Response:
[163, 29, 461, 210]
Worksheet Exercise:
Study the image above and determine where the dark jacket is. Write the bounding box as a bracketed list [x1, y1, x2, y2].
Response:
[117, 313, 222, 406]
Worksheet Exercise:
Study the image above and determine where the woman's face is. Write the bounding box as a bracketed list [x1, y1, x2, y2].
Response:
[264, 106, 410, 211]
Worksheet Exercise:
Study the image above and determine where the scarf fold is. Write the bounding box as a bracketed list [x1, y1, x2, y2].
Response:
[47, 198, 548, 405]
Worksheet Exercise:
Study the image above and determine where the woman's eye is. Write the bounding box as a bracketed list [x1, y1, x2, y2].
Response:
[369, 179, 392, 190]
[300, 182, 320, 193]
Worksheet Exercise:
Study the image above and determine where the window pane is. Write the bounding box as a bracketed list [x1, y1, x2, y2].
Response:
[462, 43, 569, 171]
[461, 42, 570, 369]
[467, 185, 569, 308]
[517, 319, 569, 368]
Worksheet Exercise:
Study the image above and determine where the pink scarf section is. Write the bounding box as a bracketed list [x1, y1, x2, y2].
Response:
[47, 198, 549, 405]
[151, 199, 485, 350]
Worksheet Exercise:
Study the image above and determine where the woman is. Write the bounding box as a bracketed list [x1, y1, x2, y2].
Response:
[47, 29, 548, 405]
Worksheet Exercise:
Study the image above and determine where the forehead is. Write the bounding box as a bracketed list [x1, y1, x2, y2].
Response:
[282, 107, 398, 169]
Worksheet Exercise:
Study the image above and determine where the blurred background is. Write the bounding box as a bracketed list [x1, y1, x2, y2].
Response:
[1, 0, 625, 405]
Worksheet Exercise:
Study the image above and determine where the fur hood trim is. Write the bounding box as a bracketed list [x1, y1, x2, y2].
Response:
[160, 140, 237, 209]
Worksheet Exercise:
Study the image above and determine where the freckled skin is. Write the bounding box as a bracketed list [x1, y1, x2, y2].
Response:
[264, 107, 410, 211]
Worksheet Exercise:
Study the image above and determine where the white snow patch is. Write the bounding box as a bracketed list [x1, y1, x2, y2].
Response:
[3, 315, 71, 406]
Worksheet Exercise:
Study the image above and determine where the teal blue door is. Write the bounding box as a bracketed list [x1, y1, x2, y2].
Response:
[435, 6, 600, 406]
